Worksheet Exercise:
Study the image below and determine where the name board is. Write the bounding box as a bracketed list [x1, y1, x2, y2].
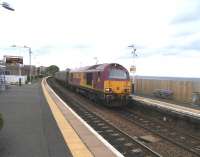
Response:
[5, 56, 23, 64]
[130, 65, 136, 72]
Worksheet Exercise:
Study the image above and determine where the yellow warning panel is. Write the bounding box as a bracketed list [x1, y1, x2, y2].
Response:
[42, 79, 93, 157]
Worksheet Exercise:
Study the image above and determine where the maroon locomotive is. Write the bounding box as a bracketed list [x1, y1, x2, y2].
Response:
[55, 63, 132, 107]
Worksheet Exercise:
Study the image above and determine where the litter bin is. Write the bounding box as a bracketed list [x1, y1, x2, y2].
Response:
[192, 92, 200, 105]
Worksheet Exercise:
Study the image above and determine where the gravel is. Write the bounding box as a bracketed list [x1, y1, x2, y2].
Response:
[49, 78, 199, 157]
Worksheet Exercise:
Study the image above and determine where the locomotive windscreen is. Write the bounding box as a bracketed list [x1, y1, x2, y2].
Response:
[109, 69, 128, 79]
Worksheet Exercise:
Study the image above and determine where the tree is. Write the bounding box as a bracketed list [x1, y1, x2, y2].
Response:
[45, 65, 59, 76]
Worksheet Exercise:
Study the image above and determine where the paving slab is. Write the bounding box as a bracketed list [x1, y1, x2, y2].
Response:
[0, 82, 72, 157]
[132, 95, 200, 119]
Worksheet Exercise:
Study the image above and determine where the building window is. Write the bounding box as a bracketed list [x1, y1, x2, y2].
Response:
[5, 71, 10, 75]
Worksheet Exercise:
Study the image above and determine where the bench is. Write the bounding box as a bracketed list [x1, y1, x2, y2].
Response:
[153, 89, 173, 99]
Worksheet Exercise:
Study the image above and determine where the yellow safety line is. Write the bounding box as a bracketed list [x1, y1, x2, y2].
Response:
[41, 79, 93, 157]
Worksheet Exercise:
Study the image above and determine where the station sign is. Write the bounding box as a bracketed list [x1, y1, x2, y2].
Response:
[4, 56, 23, 64]
[130, 65, 136, 72]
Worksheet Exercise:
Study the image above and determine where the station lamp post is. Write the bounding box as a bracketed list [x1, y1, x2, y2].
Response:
[11, 45, 32, 84]
[0, 1, 14, 11]
[93, 57, 98, 65]
[24, 46, 32, 84]
[128, 44, 138, 93]
[128, 44, 137, 73]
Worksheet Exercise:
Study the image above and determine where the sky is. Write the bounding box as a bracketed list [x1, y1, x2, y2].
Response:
[0, 0, 200, 77]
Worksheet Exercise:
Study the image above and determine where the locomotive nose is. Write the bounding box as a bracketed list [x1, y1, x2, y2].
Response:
[104, 80, 131, 94]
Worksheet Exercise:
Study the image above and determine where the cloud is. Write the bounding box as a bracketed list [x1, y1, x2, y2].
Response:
[173, 31, 195, 38]
[171, 12, 200, 24]
[171, 0, 200, 24]
[185, 39, 200, 50]
[134, 55, 200, 77]
[72, 44, 91, 49]
[1, 0, 200, 77]
[165, 37, 200, 52]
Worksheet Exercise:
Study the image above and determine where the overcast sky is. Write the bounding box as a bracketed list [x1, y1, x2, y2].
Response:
[0, 0, 200, 77]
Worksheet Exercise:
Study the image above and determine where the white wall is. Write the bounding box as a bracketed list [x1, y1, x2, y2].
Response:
[5, 75, 27, 84]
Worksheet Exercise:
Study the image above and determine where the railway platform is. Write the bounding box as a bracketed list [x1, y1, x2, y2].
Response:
[0, 81, 72, 157]
[42, 78, 121, 157]
[0, 79, 121, 157]
[131, 95, 200, 120]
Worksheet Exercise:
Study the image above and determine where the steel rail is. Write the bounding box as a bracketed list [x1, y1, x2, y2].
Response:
[47, 78, 162, 157]
[116, 108, 200, 157]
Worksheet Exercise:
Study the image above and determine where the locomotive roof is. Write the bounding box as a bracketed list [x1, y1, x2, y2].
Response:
[70, 63, 110, 73]
[70, 63, 127, 73]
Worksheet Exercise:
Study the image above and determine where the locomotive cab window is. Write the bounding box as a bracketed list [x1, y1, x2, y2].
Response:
[109, 69, 127, 79]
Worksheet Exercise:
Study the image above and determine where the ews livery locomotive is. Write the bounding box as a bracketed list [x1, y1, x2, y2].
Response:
[55, 63, 132, 107]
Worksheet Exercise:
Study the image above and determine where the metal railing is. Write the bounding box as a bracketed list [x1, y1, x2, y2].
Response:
[0, 67, 6, 91]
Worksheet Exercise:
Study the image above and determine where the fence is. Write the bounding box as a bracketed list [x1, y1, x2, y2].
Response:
[5, 75, 27, 85]
[135, 76, 200, 104]
[0, 67, 6, 91]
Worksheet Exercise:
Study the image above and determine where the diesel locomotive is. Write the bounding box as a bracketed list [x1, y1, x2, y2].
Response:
[54, 63, 132, 107]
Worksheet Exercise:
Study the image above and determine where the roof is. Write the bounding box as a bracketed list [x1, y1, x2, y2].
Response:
[70, 63, 109, 73]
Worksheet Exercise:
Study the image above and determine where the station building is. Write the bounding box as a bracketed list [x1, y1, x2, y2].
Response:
[0, 55, 46, 85]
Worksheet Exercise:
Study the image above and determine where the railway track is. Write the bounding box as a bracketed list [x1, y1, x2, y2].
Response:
[115, 108, 200, 157]
[48, 78, 200, 156]
[47, 78, 162, 157]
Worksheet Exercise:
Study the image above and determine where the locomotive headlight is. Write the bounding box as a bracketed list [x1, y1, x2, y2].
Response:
[105, 88, 112, 92]
[124, 88, 130, 93]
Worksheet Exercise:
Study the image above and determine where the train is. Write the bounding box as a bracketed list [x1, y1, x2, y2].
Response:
[54, 63, 132, 107]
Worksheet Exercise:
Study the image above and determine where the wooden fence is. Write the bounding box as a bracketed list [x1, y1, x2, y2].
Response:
[134, 76, 200, 104]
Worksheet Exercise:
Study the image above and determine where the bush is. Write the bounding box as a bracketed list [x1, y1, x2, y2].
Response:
[0, 113, 3, 130]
